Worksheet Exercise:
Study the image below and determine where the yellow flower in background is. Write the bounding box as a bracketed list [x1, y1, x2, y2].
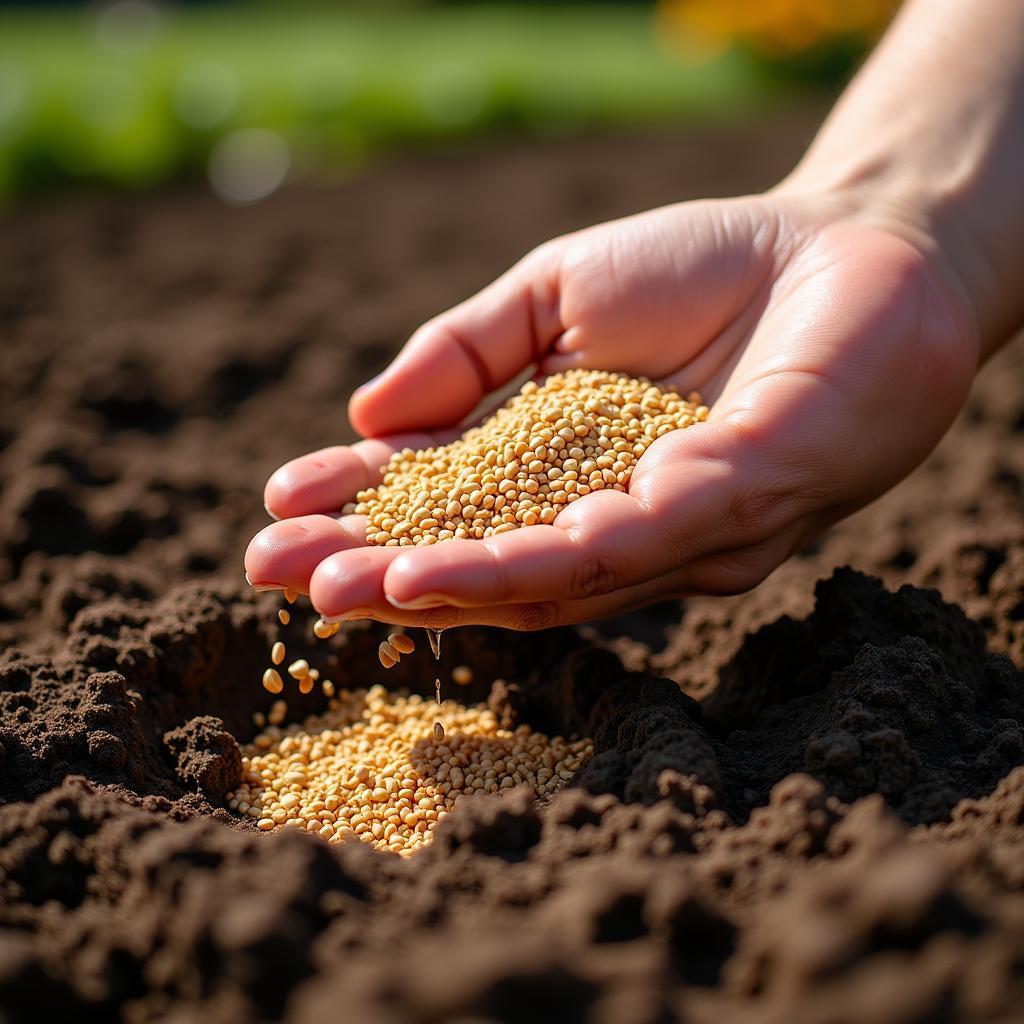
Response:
[657, 0, 898, 58]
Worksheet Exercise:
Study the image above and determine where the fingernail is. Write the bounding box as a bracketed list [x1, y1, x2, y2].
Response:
[251, 582, 286, 593]
[353, 373, 384, 396]
[320, 609, 371, 623]
[264, 502, 280, 522]
[385, 592, 448, 610]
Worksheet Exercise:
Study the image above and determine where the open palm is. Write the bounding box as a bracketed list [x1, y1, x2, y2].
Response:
[245, 191, 977, 628]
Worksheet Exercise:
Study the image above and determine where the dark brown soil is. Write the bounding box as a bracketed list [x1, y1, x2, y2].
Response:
[2, 113, 1023, 1024]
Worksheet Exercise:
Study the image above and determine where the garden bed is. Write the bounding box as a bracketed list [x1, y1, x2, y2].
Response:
[1, 112, 1022, 1023]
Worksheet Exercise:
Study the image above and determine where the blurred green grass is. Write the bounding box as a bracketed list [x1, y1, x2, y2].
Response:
[0, 3, 776, 200]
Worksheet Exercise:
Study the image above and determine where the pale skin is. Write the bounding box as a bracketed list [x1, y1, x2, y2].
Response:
[246, 0, 1024, 629]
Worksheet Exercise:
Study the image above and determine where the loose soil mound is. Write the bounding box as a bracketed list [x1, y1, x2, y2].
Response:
[1, 115, 1023, 1023]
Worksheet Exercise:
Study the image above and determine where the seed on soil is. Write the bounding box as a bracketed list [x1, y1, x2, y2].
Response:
[452, 665, 473, 686]
[226, 684, 593, 856]
[262, 669, 284, 694]
[278, 609, 291, 626]
[284, 587, 297, 604]
[271, 642, 285, 665]
[388, 633, 416, 655]
[288, 659, 310, 679]
[354, 369, 707, 547]
[314, 618, 340, 639]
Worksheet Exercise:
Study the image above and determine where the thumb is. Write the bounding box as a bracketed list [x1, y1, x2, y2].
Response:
[348, 243, 565, 437]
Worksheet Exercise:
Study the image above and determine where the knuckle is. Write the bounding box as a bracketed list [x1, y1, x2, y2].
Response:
[422, 608, 464, 631]
[510, 602, 561, 632]
[570, 552, 624, 599]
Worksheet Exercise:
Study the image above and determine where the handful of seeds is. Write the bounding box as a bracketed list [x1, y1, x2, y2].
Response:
[226, 685, 592, 856]
[353, 368, 707, 546]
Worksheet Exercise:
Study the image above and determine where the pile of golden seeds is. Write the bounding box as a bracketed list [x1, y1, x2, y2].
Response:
[226, 685, 593, 856]
[351, 368, 707, 547]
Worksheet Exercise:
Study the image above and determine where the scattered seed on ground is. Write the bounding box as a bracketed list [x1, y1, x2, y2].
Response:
[262, 669, 284, 694]
[354, 369, 707, 546]
[278, 609, 291, 626]
[389, 633, 416, 655]
[271, 642, 285, 665]
[226, 685, 592, 855]
[452, 665, 473, 686]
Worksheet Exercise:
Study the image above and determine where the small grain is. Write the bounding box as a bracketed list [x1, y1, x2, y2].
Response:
[271, 642, 286, 665]
[262, 669, 284, 694]
[388, 633, 416, 655]
[314, 618, 340, 640]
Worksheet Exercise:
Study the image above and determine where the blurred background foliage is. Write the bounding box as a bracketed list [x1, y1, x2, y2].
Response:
[0, 0, 896, 203]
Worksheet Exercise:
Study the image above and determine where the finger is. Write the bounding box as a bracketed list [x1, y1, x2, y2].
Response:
[348, 246, 564, 437]
[245, 515, 367, 595]
[264, 433, 454, 520]
[308, 544, 411, 621]
[379, 419, 787, 610]
[316, 527, 802, 631]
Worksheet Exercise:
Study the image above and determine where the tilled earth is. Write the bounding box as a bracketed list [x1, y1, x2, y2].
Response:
[1, 114, 1023, 1024]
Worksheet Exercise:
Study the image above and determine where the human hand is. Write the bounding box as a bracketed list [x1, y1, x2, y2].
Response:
[244, 188, 978, 629]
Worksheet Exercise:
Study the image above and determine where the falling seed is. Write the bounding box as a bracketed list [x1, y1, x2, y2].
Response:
[284, 587, 297, 604]
[388, 633, 416, 655]
[314, 618, 340, 639]
[322, 680, 336, 697]
[433, 721, 445, 743]
[287, 659, 310, 679]
[452, 665, 473, 686]
[278, 609, 291, 626]
[298, 675, 314, 695]
[262, 668, 284, 694]
[378, 645, 397, 669]
[271, 642, 285, 665]
[252, 711, 266, 728]
[268, 699, 287, 726]
[435, 677, 441, 705]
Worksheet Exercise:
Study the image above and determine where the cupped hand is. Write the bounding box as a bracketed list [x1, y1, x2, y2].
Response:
[245, 188, 978, 629]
